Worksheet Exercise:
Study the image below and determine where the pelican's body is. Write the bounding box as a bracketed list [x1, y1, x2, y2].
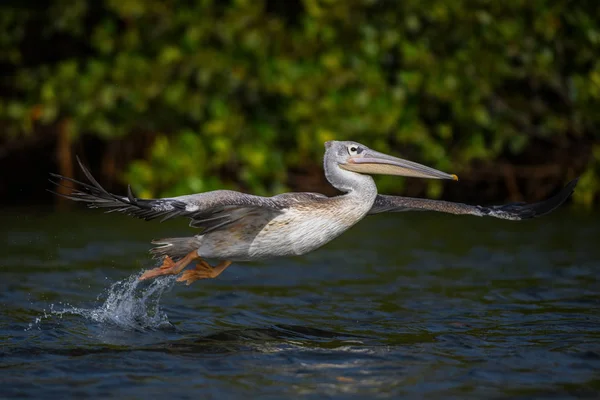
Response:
[184, 191, 373, 261]
[52, 140, 577, 285]
[150, 141, 387, 262]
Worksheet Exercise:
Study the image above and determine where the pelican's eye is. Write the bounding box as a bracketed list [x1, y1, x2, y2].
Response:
[347, 145, 360, 156]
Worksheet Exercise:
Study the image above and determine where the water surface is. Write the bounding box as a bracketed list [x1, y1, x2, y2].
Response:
[1, 208, 599, 398]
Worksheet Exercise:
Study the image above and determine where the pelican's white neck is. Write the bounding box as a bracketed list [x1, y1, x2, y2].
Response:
[323, 156, 378, 203]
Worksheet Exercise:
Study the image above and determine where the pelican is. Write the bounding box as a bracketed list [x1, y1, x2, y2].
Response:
[51, 141, 577, 285]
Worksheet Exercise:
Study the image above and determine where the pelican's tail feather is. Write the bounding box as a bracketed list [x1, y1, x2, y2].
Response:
[150, 237, 202, 261]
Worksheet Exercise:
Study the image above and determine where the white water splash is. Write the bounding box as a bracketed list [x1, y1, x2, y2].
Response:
[28, 273, 177, 331]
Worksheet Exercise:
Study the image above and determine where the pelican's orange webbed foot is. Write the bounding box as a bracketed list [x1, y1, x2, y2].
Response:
[139, 251, 200, 281]
[177, 260, 232, 285]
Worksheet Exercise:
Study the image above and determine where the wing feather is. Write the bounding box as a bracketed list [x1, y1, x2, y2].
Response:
[50, 157, 288, 231]
[368, 179, 578, 220]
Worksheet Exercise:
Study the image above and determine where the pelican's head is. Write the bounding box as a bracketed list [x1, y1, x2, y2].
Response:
[325, 140, 458, 181]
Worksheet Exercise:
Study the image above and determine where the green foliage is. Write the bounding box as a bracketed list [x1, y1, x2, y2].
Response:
[0, 0, 598, 202]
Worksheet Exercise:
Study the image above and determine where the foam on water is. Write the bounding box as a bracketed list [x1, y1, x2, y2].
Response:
[28, 273, 176, 331]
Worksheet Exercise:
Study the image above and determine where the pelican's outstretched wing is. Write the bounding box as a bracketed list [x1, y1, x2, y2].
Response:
[50, 158, 290, 233]
[368, 179, 578, 220]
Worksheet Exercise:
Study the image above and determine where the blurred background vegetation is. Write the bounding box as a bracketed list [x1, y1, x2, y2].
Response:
[0, 0, 598, 207]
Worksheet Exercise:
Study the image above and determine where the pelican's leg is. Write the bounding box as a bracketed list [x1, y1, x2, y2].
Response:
[139, 251, 200, 281]
[176, 260, 232, 285]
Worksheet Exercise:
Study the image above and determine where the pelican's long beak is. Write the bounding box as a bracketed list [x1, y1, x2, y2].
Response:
[340, 149, 458, 181]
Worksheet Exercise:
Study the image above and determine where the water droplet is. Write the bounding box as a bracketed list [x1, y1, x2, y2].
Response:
[28, 273, 176, 331]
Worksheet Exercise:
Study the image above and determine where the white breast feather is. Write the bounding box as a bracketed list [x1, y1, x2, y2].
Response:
[196, 197, 373, 261]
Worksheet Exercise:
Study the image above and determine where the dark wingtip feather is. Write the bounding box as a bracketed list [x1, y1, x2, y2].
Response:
[530, 177, 579, 217]
[49, 155, 128, 206]
[49, 156, 193, 222]
[46, 188, 64, 198]
[490, 177, 579, 220]
[127, 185, 137, 205]
[76, 157, 114, 198]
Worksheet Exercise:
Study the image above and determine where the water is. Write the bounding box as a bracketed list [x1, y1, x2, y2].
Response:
[1, 208, 599, 398]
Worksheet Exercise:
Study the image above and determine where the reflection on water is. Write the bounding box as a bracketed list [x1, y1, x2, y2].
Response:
[1, 208, 599, 398]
